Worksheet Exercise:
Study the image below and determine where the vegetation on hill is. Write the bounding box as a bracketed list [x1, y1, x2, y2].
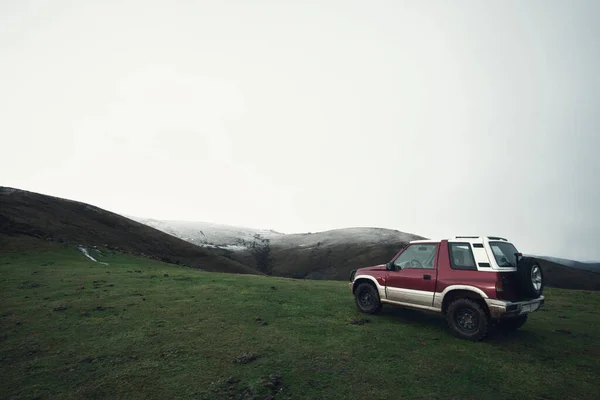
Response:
[0, 187, 257, 275]
[1, 236, 599, 400]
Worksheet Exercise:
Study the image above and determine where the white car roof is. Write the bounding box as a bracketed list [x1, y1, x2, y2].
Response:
[409, 236, 511, 244]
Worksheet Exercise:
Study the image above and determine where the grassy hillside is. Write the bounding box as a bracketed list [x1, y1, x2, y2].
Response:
[0, 187, 256, 275]
[1, 236, 599, 400]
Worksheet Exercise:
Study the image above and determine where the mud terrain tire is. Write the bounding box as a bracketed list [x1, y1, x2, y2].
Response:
[446, 298, 489, 341]
[354, 282, 382, 314]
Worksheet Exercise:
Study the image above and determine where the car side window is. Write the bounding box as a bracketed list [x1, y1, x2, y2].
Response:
[449, 243, 477, 270]
[393, 244, 437, 269]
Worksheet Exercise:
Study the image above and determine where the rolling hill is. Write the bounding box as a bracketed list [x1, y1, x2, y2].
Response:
[128, 217, 425, 280]
[3, 186, 599, 291]
[531, 255, 600, 273]
[127, 217, 285, 249]
[535, 258, 600, 291]
[0, 187, 257, 275]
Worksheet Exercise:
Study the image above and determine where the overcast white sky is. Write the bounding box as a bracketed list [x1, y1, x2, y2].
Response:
[1, 0, 599, 261]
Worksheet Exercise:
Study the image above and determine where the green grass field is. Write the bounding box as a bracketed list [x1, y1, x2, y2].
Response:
[1, 237, 599, 400]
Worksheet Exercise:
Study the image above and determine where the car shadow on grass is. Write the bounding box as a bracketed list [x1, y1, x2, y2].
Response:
[378, 307, 447, 332]
[487, 326, 541, 344]
[377, 306, 545, 344]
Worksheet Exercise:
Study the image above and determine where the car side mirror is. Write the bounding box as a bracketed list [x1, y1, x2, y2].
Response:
[386, 262, 396, 271]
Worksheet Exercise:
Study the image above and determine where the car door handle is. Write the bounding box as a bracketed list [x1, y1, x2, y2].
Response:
[423, 274, 432, 280]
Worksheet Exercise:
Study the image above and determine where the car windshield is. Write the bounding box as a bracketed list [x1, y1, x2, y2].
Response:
[489, 241, 519, 267]
[393, 243, 438, 269]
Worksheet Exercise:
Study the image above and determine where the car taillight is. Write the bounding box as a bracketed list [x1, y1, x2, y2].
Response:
[495, 280, 504, 299]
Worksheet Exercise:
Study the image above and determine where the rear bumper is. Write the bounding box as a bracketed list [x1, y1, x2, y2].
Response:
[348, 282, 353, 293]
[485, 296, 545, 319]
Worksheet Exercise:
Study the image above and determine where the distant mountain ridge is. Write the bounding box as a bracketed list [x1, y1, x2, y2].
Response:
[130, 217, 600, 289]
[2, 186, 599, 290]
[131, 217, 599, 271]
[527, 255, 600, 273]
[127, 217, 285, 250]
[128, 216, 425, 280]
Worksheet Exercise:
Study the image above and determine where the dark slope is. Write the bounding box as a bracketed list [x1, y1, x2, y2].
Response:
[0, 187, 258, 275]
[533, 255, 600, 273]
[537, 258, 600, 291]
[221, 228, 424, 280]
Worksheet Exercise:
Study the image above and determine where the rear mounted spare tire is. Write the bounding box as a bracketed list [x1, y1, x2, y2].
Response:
[516, 257, 544, 298]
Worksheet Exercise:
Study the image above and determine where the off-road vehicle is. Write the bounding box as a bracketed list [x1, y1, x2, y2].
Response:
[349, 236, 545, 341]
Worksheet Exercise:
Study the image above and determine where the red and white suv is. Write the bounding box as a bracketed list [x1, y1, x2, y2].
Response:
[349, 236, 545, 341]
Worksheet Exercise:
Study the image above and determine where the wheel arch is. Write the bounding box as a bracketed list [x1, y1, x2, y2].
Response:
[352, 276, 378, 293]
[352, 275, 385, 299]
[442, 289, 490, 315]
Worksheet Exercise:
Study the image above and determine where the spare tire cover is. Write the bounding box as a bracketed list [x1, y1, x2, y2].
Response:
[516, 257, 544, 298]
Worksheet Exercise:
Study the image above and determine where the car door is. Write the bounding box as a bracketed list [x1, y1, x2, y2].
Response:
[385, 243, 438, 307]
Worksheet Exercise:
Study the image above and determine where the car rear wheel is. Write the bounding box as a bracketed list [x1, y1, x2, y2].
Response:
[354, 282, 382, 314]
[446, 298, 489, 341]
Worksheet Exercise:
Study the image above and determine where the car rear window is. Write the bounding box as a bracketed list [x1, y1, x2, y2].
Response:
[489, 241, 519, 267]
[449, 243, 477, 270]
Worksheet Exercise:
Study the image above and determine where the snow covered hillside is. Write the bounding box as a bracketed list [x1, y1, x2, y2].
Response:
[126, 216, 426, 280]
[127, 216, 422, 251]
[126, 217, 284, 250]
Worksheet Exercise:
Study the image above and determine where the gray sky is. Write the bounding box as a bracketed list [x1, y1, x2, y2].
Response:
[1, 0, 599, 261]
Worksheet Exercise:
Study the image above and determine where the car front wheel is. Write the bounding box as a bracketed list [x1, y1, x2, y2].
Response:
[354, 282, 382, 314]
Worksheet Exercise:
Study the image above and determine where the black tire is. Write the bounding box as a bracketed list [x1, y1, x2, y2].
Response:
[354, 282, 382, 314]
[497, 315, 528, 331]
[516, 257, 544, 298]
[446, 298, 489, 341]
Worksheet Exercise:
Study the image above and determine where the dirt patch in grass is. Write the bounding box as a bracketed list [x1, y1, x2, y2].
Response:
[234, 353, 260, 364]
[203, 374, 283, 400]
[18, 282, 41, 289]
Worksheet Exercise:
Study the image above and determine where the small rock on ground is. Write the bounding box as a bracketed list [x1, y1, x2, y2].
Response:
[234, 353, 260, 364]
[554, 329, 572, 335]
